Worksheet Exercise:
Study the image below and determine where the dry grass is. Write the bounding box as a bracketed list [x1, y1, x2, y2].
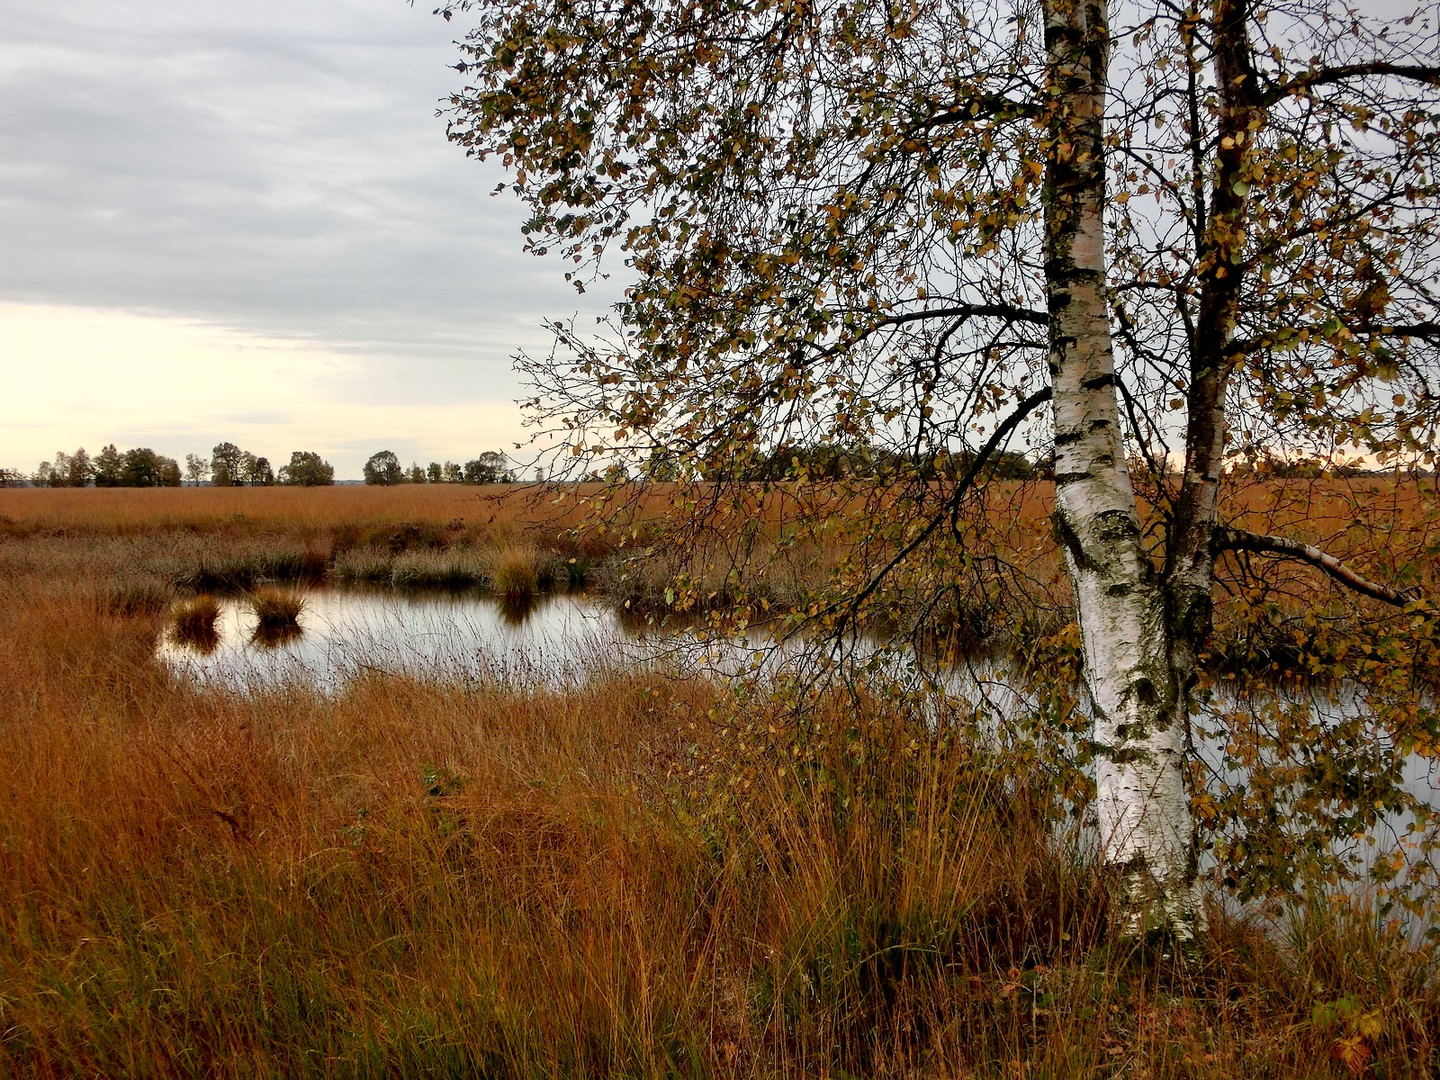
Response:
[249, 587, 305, 628]
[0, 482, 611, 537]
[0, 500, 1436, 1077]
[170, 594, 221, 651]
[490, 545, 543, 601]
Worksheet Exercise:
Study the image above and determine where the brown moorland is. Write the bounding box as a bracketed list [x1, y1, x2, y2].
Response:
[0, 484, 1436, 1076]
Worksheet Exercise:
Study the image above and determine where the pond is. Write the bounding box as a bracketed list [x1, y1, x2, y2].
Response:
[155, 585, 973, 690]
[156, 588, 654, 690]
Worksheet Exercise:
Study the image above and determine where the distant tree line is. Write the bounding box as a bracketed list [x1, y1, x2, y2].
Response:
[26, 446, 183, 488]
[362, 449, 516, 486]
[15, 443, 336, 488]
[202, 444, 337, 487]
[641, 441, 1046, 483]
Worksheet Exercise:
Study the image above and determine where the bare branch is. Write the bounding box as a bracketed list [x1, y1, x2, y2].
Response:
[866, 303, 1049, 331]
[1262, 62, 1440, 107]
[827, 384, 1054, 636]
[1214, 526, 1421, 607]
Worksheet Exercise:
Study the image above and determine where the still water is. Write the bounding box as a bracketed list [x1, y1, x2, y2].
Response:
[156, 588, 649, 690]
[156, 586, 939, 690]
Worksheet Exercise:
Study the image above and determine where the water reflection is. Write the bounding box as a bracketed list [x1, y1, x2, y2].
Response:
[498, 591, 542, 625]
[251, 621, 303, 649]
[168, 622, 220, 655]
[157, 588, 642, 690]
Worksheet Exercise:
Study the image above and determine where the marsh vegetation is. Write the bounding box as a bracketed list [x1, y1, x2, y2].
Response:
[0, 486, 1435, 1077]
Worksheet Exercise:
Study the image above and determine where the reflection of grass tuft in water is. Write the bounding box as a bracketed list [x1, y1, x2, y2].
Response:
[251, 621, 303, 648]
[499, 591, 541, 625]
[170, 595, 221, 653]
[251, 588, 305, 636]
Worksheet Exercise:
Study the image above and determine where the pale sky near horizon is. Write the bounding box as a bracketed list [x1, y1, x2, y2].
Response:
[0, 0, 612, 479]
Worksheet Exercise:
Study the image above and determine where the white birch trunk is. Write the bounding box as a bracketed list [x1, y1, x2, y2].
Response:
[1043, 0, 1202, 944]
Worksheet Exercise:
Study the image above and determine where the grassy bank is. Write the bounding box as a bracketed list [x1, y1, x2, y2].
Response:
[0, 498, 1436, 1076]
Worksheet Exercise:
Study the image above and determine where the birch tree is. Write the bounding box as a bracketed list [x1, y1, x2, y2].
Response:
[439, 0, 1440, 942]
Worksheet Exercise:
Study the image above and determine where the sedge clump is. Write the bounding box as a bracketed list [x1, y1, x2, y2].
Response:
[170, 594, 221, 649]
[492, 548, 539, 601]
[250, 588, 305, 630]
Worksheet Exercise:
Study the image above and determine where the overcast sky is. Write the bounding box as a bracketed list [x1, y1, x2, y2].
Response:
[0, 0, 610, 479]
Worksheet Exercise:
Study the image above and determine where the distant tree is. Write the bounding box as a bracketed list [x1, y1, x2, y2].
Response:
[277, 451, 334, 487]
[426, 461, 443, 484]
[118, 448, 181, 488]
[157, 455, 182, 487]
[184, 453, 209, 487]
[363, 450, 404, 486]
[65, 448, 93, 487]
[31, 461, 54, 488]
[242, 454, 275, 486]
[0, 468, 25, 488]
[48, 452, 73, 487]
[463, 451, 513, 484]
[119, 450, 155, 487]
[210, 442, 245, 487]
[407, 463, 427, 484]
[442, 461, 463, 484]
[92, 444, 123, 488]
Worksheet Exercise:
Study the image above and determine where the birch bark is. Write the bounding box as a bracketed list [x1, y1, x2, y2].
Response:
[1043, 0, 1202, 943]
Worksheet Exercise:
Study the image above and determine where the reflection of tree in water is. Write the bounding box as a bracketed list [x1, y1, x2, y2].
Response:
[251, 623, 303, 648]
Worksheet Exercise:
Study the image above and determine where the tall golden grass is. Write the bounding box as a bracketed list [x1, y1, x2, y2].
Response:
[0, 494, 1436, 1076]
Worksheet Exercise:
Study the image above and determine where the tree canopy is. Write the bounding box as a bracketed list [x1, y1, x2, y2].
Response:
[441, 0, 1440, 939]
[278, 451, 335, 487]
[210, 442, 246, 488]
[363, 450, 406, 486]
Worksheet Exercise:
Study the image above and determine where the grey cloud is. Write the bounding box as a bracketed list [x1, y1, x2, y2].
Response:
[0, 0, 608, 400]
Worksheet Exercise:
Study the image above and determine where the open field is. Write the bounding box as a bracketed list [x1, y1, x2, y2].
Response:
[0, 486, 1437, 1076]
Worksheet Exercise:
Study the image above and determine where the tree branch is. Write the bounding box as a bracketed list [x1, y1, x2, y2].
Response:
[1214, 526, 1421, 607]
[869, 303, 1050, 330]
[1267, 62, 1440, 106]
[1262, 62, 1440, 106]
[826, 384, 1054, 636]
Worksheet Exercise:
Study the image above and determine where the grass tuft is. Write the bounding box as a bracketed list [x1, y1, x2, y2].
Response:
[491, 547, 540, 601]
[250, 588, 305, 630]
[170, 594, 221, 650]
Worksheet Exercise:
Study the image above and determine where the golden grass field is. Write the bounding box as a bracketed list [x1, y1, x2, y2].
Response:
[0, 484, 1436, 1077]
